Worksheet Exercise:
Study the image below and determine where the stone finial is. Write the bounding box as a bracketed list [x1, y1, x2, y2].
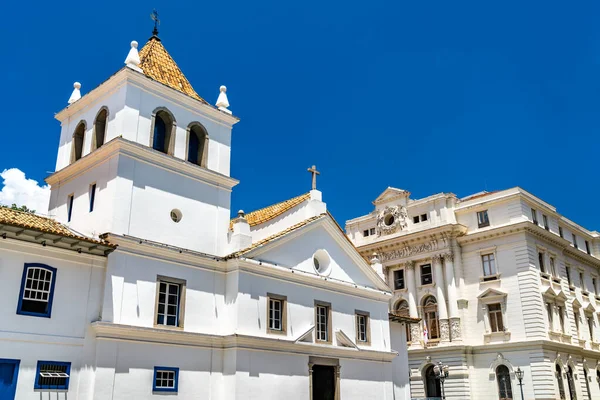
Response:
[216, 85, 232, 114]
[125, 41, 142, 72]
[68, 82, 81, 104]
[370, 252, 381, 265]
[236, 210, 246, 220]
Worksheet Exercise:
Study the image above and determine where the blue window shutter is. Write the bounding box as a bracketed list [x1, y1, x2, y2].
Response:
[16, 264, 58, 318]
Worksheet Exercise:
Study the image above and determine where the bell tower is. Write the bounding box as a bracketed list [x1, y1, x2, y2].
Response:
[46, 29, 239, 256]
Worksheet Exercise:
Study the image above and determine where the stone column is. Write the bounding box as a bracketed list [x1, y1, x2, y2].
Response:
[443, 252, 461, 341]
[433, 254, 449, 342]
[405, 261, 421, 345]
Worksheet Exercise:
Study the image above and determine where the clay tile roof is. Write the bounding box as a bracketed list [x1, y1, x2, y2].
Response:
[0, 206, 112, 246]
[138, 36, 207, 104]
[231, 193, 311, 230]
[227, 214, 326, 258]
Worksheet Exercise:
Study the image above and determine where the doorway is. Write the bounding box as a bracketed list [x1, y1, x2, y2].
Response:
[312, 365, 336, 400]
[424, 364, 441, 399]
[0, 359, 20, 400]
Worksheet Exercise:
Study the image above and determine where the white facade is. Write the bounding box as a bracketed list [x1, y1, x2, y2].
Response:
[0, 32, 410, 400]
[346, 187, 600, 400]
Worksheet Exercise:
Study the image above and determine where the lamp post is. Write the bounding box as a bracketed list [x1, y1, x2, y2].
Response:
[515, 367, 524, 400]
[433, 361, 449, 399]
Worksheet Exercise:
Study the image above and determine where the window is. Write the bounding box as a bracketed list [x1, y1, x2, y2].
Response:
[393, 269, 405, 290]
[542, 215, 549, 230]
[355, 311, 370, 344]
[585, 240, 591, 255]
[477, 210, 490, 228]
[481, 253, 497, 277]
[556, 365, 566, 400]
[71, 122, 85, 163]
[89, 183, 96, 212]
[593, 278, 598, 296]
[363, 230, 369, 237]
[531, 208, 538, 225]
[572, 233, 578, 249]
[155, 277, 185, 328]
[370, 228, 375, 235]
[546, 302, 553, 330]
[315, 301, 331, 342]
[566, 266, 572, 286]
[496, 365, 513, 400]
[597, 370, 600, 392]
[153, 366, 179, 393]
[580, 272, 585, 290]
[67, 194, 74, 222]
[566, 366, 577, 400]
[584, 369, 592, 400]
[538, 252, 545, 273]
[413, 214, 428, 224]
[413, 216, 419, 224]
[35, 361, 71, 390]
[186, 123, 208, 166]
[92, 108, 108, 151]
[17, 264, 57, 318]
[420, 264, 433, 285]
[423, 296, 439, 340]
[424, 365, 442, 398]
[363, 228, 376, 237]
[559, 226, 564, 238]
[395, 300, 411, 341]
[151, 109, 175, 155]
[488, 303, 504, 332]
[574, 308, 581, 337]
[549, 257, 557, 277]
[587, 315, 594, 341]
[557, 305, 565, 333]
[421, 213, 428, 222]
[267, 293, 286, 334]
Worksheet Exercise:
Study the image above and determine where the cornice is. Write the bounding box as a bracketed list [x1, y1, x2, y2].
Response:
[45, 137, 239, 190]
[91, 322, 397, 362]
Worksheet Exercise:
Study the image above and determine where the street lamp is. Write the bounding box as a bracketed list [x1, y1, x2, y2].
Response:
[515, 367, 525, 400]
[433, 361, 449, 399]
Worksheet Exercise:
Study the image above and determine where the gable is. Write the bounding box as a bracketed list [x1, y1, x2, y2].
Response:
[242, 218, 388, 291]
[373, 187, 410, 206]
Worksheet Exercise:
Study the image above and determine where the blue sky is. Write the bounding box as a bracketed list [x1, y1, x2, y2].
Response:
[1, 1, 599, 230]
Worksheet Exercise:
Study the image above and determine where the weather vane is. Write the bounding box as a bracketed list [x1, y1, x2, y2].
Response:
[151, 9, 160, 36]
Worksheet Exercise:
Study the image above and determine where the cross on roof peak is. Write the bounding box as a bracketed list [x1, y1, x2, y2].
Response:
[307, 165, 320, 190]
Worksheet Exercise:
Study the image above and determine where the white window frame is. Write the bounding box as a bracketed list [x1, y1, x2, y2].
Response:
[478, 246, 500, 281]
[487, 303, 504, 333]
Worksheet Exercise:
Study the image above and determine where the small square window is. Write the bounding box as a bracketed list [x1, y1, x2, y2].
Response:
[35, 361, 71, 390]
[355, 311, 370, 344]
[420, 264, 433, 286]
[413, 216, 419, 224]
[267, 293, 287, 334]
[531, 209, 538, 225]
[363, 230, 369, 237]
[393, 269, 405, 290]
[17, 264, 57, 318]
[477, 210, 489, 228]
[153, 367, 179, 393]
[543, 215, 549, 231]
[421, 214, 428, 222]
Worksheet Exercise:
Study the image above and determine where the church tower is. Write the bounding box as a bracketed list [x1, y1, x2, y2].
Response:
[46, 29, 239, 256]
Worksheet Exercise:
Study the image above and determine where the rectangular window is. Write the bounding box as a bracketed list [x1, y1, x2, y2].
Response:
[572, 233, 578, 249]
[546, 302, 553, 329]
[585, 241, 591, 255]
[549, 257, 557, 277]
[369, 228, 375, 235]
[559, 226, 564, 238]
[488, 303, 504, 332]
[543, 215, 549, 230]
[35, 361, 71, 390]
[89, 183, 96, 212]
[67, 194, 74, 222]
[17, 263, 57, 318]
[267, 293, 286, 333]
[155, 277, 185, 328]
[477, 210, 490, 228]
[557, 305, 565, 333]
[413, 216, 419, 224]
[153, 366, 179, 393]
[574, 308, 580, 336]
[393, 269, 405, 290]
[531, 209, 538, 225]
[538, 252, 545, 273]
[566, 266, 572, 286]
[356, 311, 370, 344]
[481, 253, 497, 277]
[421, 213, 428, 222]
[363, 230, 369, 237]
[420, 264, 433, 285]
[593, 278, 598, 296]
[580, 272, 585, 290]
[588, 316, 594, 341]
[315, 302, 331, 342]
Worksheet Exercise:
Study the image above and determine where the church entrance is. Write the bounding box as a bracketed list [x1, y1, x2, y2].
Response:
[312, 365, 336, 400]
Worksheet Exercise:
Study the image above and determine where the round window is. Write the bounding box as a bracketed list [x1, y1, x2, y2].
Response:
[313, 249, 331, 276]
[384, 214, 395, 226]
[170, 209, 182, 223]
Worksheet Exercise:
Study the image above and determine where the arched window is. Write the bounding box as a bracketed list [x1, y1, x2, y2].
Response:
[395, 300, 411, 341]
[496, 365, 513, 400]
[151, 109, 175, 155]
[92, 108, 108, 151]
[187, 123, 208, 167]
[424, 365, 441, 398]
[566, 366, 577, 400]
[583, 368, 591, 399]
[556, 365, 566, 400]
[423, 296, 439, 340]
[71, 122, 85, 163]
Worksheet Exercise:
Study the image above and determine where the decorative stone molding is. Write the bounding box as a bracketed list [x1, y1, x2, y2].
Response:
[450, 317, 461, 341]
[440, 319, 450, 341]
[432, 253, 443, 263]
[410, 323, 421, 343]
[443, 252, 454, 262]
[376, 205, 408, 236]
[380, 239, 446, 262]
[405, 260, 415, 270]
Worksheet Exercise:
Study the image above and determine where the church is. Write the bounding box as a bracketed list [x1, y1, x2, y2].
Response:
[0, 23, 412, 400]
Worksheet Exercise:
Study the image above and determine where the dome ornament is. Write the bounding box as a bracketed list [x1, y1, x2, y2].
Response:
[68, 82, 81, 105]
[125, 41, 142, 72]
[216, 85, 232, 114]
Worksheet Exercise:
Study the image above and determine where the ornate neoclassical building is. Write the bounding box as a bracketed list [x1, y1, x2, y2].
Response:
[346, 187, 600, 400]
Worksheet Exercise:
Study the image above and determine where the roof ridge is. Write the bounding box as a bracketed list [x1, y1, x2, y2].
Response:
[231, 192, 311, 229]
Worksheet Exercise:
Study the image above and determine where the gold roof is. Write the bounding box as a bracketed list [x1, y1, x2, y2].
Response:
[138, 36, 207, 103]
[231, 193, 310, 230]
[0, 206, 112, 246]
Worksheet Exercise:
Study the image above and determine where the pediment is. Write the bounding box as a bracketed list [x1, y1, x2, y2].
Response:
[295, 326, 315, 343]
[335, 330, 359, 349]
[477, 288, 507, 300]
[373, 187, 410, 206]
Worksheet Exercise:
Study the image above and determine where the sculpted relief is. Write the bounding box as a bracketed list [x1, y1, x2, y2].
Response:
[376, 205, 408, 235]
[379, 236, 449, 262]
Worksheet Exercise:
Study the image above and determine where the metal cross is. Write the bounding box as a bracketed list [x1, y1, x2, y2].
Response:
[151, 9, 160, 36]
[307, 165, 320, 190]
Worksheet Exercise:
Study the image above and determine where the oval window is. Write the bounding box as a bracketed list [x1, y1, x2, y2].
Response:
[170, 209, 182, 223]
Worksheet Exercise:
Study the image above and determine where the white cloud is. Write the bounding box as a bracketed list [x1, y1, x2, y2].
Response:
[0, 168, 51, 214]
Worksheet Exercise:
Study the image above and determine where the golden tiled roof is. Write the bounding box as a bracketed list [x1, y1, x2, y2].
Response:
[230, 193, 311, 230]
[0, 206, 112, 246]
[227, 214, 326, 258]
[138, 36, 207, 104]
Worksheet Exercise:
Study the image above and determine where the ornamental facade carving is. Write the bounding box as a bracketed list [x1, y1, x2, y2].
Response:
[450, 317, 461, 340]
[376, 205, 408, 235]
[380, 239, 449, 262]
[440, 319, 450, 341]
